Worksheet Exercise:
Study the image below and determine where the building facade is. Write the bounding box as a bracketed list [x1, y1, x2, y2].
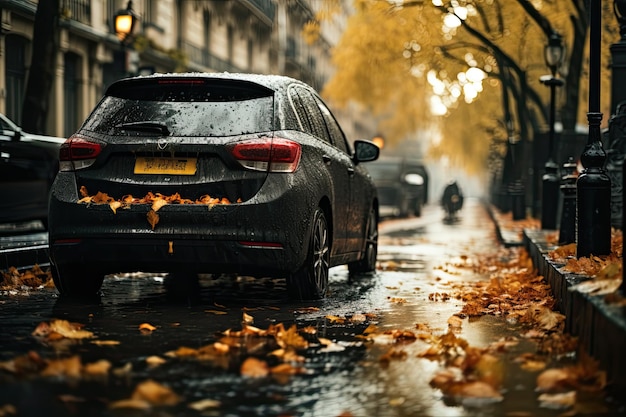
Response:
[0, 0, 374, 141]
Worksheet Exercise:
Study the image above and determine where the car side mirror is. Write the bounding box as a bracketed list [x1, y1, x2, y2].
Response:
[353, 140, 379, 164]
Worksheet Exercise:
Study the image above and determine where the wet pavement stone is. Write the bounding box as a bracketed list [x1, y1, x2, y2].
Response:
[2, 206, 625, 401]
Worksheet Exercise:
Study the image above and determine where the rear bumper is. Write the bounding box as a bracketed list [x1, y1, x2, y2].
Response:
[49, 236, 294, 277]
[48, 174, 316, 277]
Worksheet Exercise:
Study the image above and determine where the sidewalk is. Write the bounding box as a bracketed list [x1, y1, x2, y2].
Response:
[488, 205, 626, 398]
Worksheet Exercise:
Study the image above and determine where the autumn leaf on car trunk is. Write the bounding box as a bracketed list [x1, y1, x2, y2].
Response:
[109, 200, 122, 214]
[151, 198, 168, 212]
[147, 209, 159, 230]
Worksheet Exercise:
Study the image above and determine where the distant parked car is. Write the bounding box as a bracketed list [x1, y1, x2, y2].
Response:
[366, 156, 428, 218]
[48, 72, 380, 300]
[0, 112, 65, 229]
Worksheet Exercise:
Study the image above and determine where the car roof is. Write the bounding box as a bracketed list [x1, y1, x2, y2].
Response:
[106, 72, 309, 97]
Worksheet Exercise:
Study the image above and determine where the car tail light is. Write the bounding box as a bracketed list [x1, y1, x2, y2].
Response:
[230, 137, 301, 173]
[59, 136, 104, 171]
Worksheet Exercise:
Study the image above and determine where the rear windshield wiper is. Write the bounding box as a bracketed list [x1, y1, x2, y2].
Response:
[115, 121, 170, 136]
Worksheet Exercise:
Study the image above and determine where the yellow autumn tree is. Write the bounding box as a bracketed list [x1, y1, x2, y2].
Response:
[318, 0, 619, 175]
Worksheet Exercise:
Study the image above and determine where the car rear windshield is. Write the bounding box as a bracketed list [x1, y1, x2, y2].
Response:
[82, 78, 275, 137]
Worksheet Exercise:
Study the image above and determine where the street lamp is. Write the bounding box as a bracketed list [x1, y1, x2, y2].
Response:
[114, 1, 140, 77]
[540, 31, 565, 230]
[577, 0, 611, 258]
[114, 1, 138, 45]
[544, 32, 565, 76]
[616, 0, 626, 36]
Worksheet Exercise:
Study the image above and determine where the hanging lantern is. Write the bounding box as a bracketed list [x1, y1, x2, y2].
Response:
[114, 1, 138, 45]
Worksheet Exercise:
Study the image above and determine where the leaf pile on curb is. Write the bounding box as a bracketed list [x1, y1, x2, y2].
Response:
[547, 228, 625, 301]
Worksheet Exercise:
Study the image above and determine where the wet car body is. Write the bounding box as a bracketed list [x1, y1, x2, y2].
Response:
[0, 112, 66, 228]
[48, 72, 380, 300]
[366, 156, 428, 218]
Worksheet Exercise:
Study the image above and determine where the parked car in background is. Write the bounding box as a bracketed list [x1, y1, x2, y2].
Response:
[48, 72, 380, 300]
[366, 156, 428, 218]
[0, 112, 65, 229]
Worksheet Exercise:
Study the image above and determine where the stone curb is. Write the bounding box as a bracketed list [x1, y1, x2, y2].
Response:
[523, 228, 626, 398]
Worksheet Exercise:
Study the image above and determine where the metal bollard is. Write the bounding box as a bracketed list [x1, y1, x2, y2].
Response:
[623, 151, 626, 295]
[509, 181, 526, 220]
[541, 160, 560, 229]
[558, 157, 577, 245]
[576, 132, 611, 258]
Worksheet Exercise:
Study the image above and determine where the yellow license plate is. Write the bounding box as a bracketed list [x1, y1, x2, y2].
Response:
[134, 157, 197, 175]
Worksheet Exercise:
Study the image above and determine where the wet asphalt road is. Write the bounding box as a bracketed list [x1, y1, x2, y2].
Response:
[0, 199, 623, 417]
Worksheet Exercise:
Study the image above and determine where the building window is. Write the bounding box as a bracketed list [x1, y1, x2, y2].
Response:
[203, 10, 211, 52]
[145, 0, 155, 24]
[227, 24, 234, 63]
[5, 35, 28, 124]
[63, 53, 80, 137]
[247, 39, 253, 71]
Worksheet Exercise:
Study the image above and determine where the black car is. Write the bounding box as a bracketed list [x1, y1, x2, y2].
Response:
[366, 156, 428, 218]
[0, 112, 66, 229]
[48, 72, 380, 300]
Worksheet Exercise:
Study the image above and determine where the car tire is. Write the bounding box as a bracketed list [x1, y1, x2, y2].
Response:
[51, 265, 104, 297]
[399, 200, 409, 218]
[348, 207, 378, 274]
[414, 200, 422, 217]
[287, 208, 329, 300]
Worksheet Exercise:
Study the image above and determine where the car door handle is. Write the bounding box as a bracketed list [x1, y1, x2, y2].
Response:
[347, 167, 355, 176]
[1, 152, 9, 161]
[322, 155, 331, 164]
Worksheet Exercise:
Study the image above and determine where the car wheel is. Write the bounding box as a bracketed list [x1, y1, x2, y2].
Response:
[287, 208, 330, 300]
[414, 200, 422, 217]
[399, 200, 409, 218]
[348, 207, 378, 274]
[51, 264, 104, 297]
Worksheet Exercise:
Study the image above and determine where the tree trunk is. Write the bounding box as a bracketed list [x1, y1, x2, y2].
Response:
[21, 0, 59, 134]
